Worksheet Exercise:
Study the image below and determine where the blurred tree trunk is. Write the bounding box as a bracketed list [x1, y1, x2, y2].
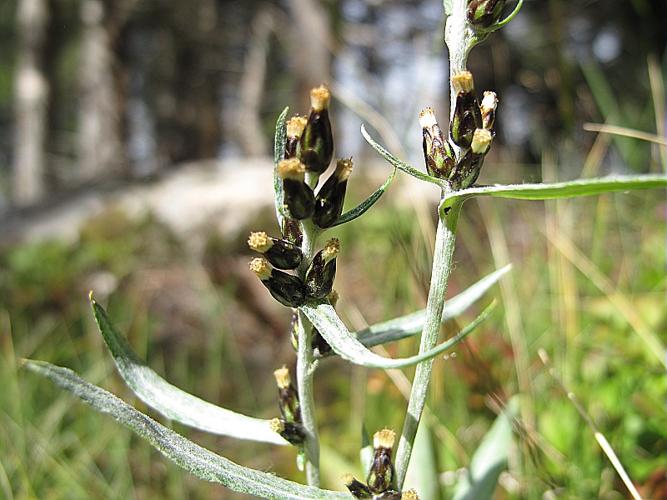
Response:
[77, 0, 123, 182]
[236, 6, 274, 156]
[286, 0, 332, 95]
[13, 0, 49, 206]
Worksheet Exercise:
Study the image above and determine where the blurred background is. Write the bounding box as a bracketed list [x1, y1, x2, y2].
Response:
[1, 0, 666, 498]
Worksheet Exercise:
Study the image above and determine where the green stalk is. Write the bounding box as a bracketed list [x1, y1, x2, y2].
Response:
[394, 200, 461, 487]
[296, 173, 321, 486]
[395, 2, 475, 485]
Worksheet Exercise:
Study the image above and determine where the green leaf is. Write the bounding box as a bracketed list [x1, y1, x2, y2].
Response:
[91, 298, 287, 446]
[453, 397, 518, 500]
[360, 424, 373, 476]
[443, 0, 453, 16]
[330, 167, 397, 227]
[24, 360, 348, 499]
[274, 107, 289, 225]
[493, 0, 524, 29]
[404, 421, 441, 500]
[440, 175, 667, 213]
[355, 265, 511, 349]
[300, 302, 495, 369]
[361, 125, 446, 188]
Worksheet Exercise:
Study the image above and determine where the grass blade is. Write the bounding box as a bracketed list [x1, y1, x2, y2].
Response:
[91, 298, 287, 445]
[355, 264, 511, 349]
[300, 302, 495, 369]
[273, 107, 289, 225]
[23, 360, 347, 499]
[453, 397, 518, 500]
[330, 167, 397, 227]
[441, 175, 667, 212]
[361, 124, 446, 188]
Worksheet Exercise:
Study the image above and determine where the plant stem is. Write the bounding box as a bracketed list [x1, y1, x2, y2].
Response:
[445, 0, 476, 115]
[296, 172, 321, 486]
[296, 309, 320, 486]
[394, 200, 461, 487]
[395, 0, 474, 486]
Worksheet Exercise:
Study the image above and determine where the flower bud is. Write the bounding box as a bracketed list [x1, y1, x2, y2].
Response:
[285, 115, 307, 159]
[249, 257, 306, 307]
[270, 417, 305, 446]
[278, 159, 316, 220]
[342, 474, 373, 499]
[467, 0, 506, 29]
[451, 135, 489, 190]
[281, 217, 303, 247]
[471, 128, 493, 155]
[313, 158, 353, 228]
[450, 71, 483, 149]
[480, 91, 498, 131]
[305, 238, 340, 299]
[367, 428, 396, 494]
[299, 85, 334, 174]
[419, 108, 456, 179]
[274, 365, 301, 423]
[248, 231, 303, 270]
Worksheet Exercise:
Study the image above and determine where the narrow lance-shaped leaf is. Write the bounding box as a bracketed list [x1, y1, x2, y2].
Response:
[273, 106, 290, 225]
[91, 298, 287, 446]
[300, 301, 495, 369]
[404, 421, 441, 500]
[330, 166, 397, 227]
[354, 264, 511, 350]
[361, 124, 446, 188]
[23, 360, 347, 500]
[453, 397, 518, 500]
[440, 175, 667, 213]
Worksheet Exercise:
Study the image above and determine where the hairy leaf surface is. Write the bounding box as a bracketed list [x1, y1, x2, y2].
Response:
[24, 360, 346, 499]
[92, 299, 286, 445]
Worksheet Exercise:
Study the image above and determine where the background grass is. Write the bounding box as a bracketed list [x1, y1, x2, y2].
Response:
[1, 166, 665, 498]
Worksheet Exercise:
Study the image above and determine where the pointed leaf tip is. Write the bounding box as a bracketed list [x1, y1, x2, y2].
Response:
[91, 299, 288, 445]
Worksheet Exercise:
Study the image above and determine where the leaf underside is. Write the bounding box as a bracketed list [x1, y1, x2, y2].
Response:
[273, 106, 289, 226]
[453, 397, 518, 500]
[361, 124, 667, 210]
[91, 299, 287, 446]
[24, 360, 347, 499]
[301, 301, 495, 369]
[355, 264, 511, 349]
[440, 175, 667, 212]
[331, 166, 397, 227]
[361, 125, 445, 188]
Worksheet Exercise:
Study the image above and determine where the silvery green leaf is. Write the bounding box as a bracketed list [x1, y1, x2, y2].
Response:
[443, 0, 453, 16]
[440, 175, 667, 213]
[360, 424, 373, 476]
[24, 360, 347, 499]
[404, 421, 441, 500]
[300, 302, 495, 369]
[91, 298, 287, 446]
[330, 167, 397, 227]
[453, 397, 518, 500]
[356, 264, 511, 349]
[361, 125, 446, 188]
[274, 106, 289, 225]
